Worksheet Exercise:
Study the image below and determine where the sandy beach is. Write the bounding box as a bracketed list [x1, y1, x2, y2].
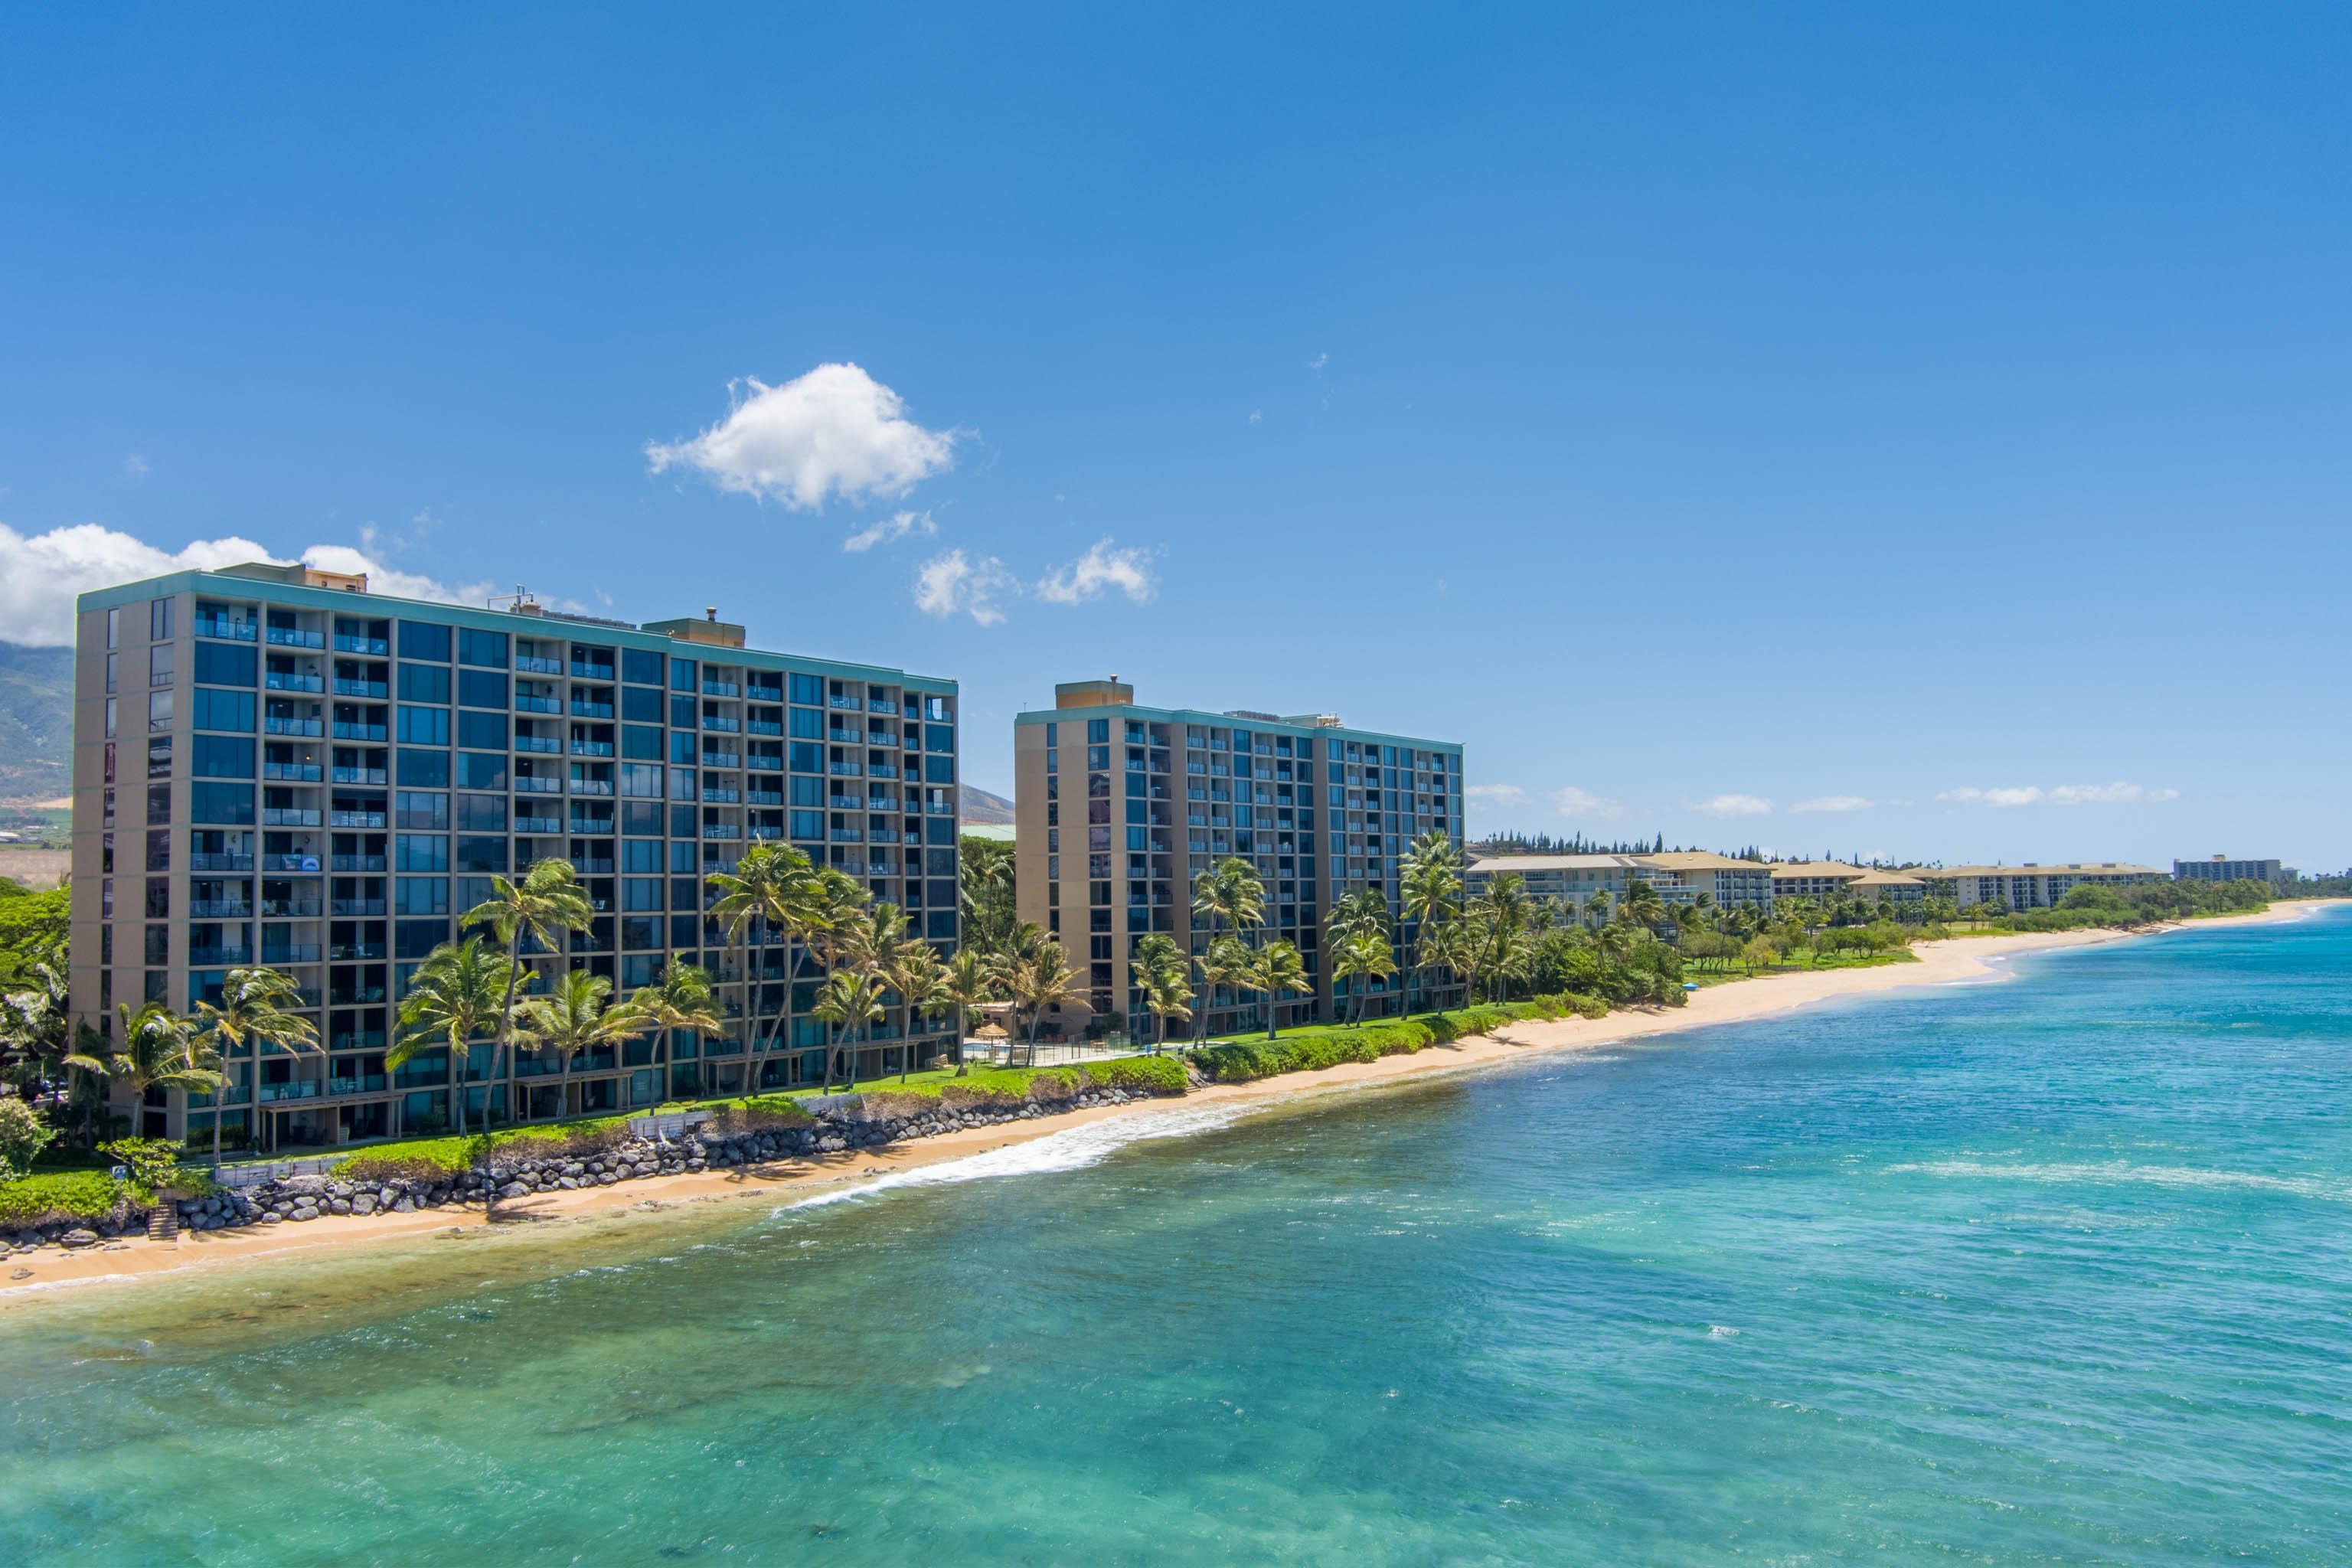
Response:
[5, 900, 2334, 1302]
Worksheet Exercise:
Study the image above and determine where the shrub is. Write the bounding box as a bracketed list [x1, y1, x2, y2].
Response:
[1077, 1056, 1189, 1096]
[332, 1136, 480, 1183]
[0, 1096, 55, 1181]
[0, 1170, 127, 1227]
[704, 1096, 815, 1136]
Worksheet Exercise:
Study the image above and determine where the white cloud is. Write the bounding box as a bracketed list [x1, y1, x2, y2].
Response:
[0, 524, 495, 646]
[913, 549, 1016, 627]
[1792, 795, 1875, 814]
[1553, 786, 1624, 820]
[1939, 782, 2177, 808]
[1308, 352, 1328, 371]
[645, 363, 957, 511]
[1035, 539, 1158, 606]
[1465, 783, 1525, 804]
[1693, 793, 1774, 818]
[841, 509, 937, 554]
[2048, 781, 2180, 805]
[122, 454, 149, 481]
[1247, 409, 1262, 425]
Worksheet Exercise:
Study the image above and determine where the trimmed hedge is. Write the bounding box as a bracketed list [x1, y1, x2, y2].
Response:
[0, 1169, 129, 1227]
[703, 1096, 816, 1136]
[332, 1136, 479, 1183]
[1191, 994, 1612, 1083]
[861, 1056, 1190, 1118]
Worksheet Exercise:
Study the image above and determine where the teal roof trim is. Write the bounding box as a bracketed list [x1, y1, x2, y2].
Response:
[79, 570, 956, 693]
[1012, 703, 1459, 756]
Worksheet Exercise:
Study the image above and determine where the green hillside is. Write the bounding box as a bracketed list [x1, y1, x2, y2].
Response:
[0, 642, 72, 801]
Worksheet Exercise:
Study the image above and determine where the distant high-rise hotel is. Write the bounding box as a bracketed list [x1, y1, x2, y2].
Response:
[2174, 855, 2285, 884]
[1014, 679, 1463, 1040]
[70, 561, 961, 1149]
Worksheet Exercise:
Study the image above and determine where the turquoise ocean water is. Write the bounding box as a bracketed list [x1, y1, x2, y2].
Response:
[4, 910, 2349, 1565]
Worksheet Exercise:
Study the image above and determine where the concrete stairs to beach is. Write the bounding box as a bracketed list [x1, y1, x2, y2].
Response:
[145, 1206, 178, 1243]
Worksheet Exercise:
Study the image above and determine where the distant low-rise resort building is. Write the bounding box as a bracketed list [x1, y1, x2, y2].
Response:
[1014, 678, 1462, 1040]
[1768, 861, 1926, 905]
[2174, 855, 2285, 884]
[1464, 853, 1651, 910]
[1933, 863, 2164, 910]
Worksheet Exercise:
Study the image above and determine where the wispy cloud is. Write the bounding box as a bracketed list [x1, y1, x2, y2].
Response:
[1465, 783, 1525, 805]
[1792, 795, 1874, 814]
[1939, 782, 2179, 808]
[0, 524, 496, 646]
[1035, 539, 1158, 605]
[913, 549, 1016, 626]
[841, 509, 937, 554]
[121, 454, 149, 482]
[646, 363, 957, 510]
[1693, 793, 1773, 818]
[1553, 786, 1624, 820]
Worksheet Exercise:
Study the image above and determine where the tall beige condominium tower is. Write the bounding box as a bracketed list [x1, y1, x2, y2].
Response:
[71, 562, 961, 1151]
[1014, 679, 1465, 1041]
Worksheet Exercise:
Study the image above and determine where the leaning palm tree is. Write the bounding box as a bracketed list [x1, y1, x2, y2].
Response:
[459, 858, 592, 1130]
[1398, 831, 1463, 1011]
[512, 968, 649, 1120]
[390, 937, 518, 1141]
[1002, 940, 1080, 1049]
[939, 948, 999, 1066]
[1618, 878, 1668, 934]
[1191, 933, 1250, 1044]
[626, 962, 723, 1095]
[1330, 929, 1399, 1024]
[884, 940, 949, 1082]
[1191, 858, 1266, 949]
[194, 966, 319, 1164]
[704, 841, 822, 1071]
[1128, 932, 1191, 1051]
[104, 1001, 226, 1142]
[809, 969, 885, 1086]
[1582, 889, 1613, 931]
[1236, 939, 1309, 1040]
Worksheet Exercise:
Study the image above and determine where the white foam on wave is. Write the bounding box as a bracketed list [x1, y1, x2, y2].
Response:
[1884, 1159, 2347, 1203]
[778, 1101, 1256, 1213]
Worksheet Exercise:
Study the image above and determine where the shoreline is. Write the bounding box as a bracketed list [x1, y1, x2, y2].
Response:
[5, 899, 2336, 1304]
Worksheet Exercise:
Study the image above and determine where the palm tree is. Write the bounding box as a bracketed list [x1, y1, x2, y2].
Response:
[626, 962, 723, 1096]
[884, 939, 949, 1082]
[1398, 831, 1463, 1011]
[390, 937, 518, 1140]
[1330, 929, 1398, 1024]
[1618, 878, 1668, 934]
[1324, 890, 1393, 1022]
[194, 966, 318, 1163]
[1002, 939, 1080, 1049]
[513, 969, 649, 1119]
[103, 1001, 225, 1142]
[459, 859, 592, 1131]
[1582, 889, 1612, 931]
[1191, 858, 1266, 949]
[957, 834, 1019, 958]
[809, 970, 885, 1086]
[704, 841, 821, 1077]
[939, 948, 998, 1066]
[1191, 934, 1250, 1044]
[0, 942, 71, 1105]
[1236, 939, 1309, 1040]
[1128, 932, 1192, 1050]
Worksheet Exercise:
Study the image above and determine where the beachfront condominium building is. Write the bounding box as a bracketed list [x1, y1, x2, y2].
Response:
[1769, 861, 1926, 906]
[1465, 854, 1654, 913]
[2174, 855, 2285, 884]
[1635, 851, 1777, 910]
[69, 561, 961, 1151]
[1465, 851, 1827, 916]
[1014, 679, 1463, 1040]
[1932, 863, 2164, 911]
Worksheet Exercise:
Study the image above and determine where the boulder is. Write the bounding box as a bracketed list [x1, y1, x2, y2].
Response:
[57, 1228, 100, 1249]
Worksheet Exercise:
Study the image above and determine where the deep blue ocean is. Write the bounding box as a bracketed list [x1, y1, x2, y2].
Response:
[4, 910, 2348, 1565]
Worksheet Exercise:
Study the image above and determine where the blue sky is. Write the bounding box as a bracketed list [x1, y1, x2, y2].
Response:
[3, 5, 2346, 870]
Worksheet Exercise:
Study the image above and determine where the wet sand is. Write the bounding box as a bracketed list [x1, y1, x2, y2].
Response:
[5, 900, 2334, 1302]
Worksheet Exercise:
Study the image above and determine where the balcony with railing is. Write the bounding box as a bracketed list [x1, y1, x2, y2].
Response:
[570, 662, 616, 681]
[332, 721, 387, 742]
[517, 693, 562, 714]
[516, 733, 561, 753]
[569, 777, 614, 796]
[701, 751, 740, 770]
[567, 818, 615, 836]
[333, 633, 390, 655]
[266, 671, 323, 694]
[702, 825, 743, 840]
[830, 828, 864, 843]
[703, 715, 740, 733]
[828, 695, 860, 710]
[266, 716, 325, 737]
[865, 862, 898, 879]
[263, 897, 322, 918]
[328, 809, 386, 828]
[570, 700, 615, 719]
[332, 678, 388, 698]
[514, 814, 563, 834]
[747, 824, 783, 841]
[829, 760, 863, 777]
[828, 727, 863, 745]
[266, 626, 326, 649]
[191, 852, 255, 872]
[263, 808, 322, 828]
[570, 739, 615, 756]
[327, 1073, 390, 1096]
[573, 855, 614, 874]
[747, 719, 782, 737]
[260, 1080, 322, 1102]
[263, 942, 323, 965]
[329, 897, 387, 917]
[330, 1029, 387, 1051]
[188, 899, 253, 919]
[263, 762, 323, 782]
[701, 679, 740, 697]
[516, 653, 563, 675]
[867, 794, 900, 812]
[926, 799, 955, 815]
[330, 766, 387, 786]
[264, 853, 324, 874]
[867, 763, 900, 780]
[869, 697, 898, 715]
[746, 789, 782, 806]
[328, 853, 385, 873]
[869, 828, 900, 844]
[746, 752, 783, 773]
[190, 944, 253, 966]
[514, 776, 561, 794]
[195, 615, 258, 642]
[329, 981, 389, 1007]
